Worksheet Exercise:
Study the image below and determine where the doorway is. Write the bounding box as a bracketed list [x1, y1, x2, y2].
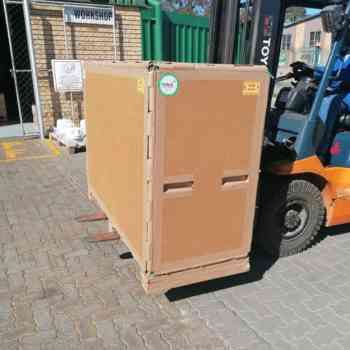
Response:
[0, 0, 37, 138]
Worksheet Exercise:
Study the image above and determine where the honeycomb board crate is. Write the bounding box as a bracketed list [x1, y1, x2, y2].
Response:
[84, 61, 270, 294]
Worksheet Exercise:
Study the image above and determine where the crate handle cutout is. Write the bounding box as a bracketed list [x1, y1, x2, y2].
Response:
[222, 175, 248, 189]
[163, 180, 194, 194]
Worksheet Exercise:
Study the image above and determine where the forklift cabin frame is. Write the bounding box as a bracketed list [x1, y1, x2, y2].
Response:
[209, 0, 336, 78]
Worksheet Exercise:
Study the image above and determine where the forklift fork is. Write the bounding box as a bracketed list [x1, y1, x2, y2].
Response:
[75, 211, 108, 223]
[75, 211, 120, 242]
[86, 231, 120, 243]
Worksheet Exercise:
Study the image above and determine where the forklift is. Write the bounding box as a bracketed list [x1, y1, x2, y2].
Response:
[209, 0, 350, 257]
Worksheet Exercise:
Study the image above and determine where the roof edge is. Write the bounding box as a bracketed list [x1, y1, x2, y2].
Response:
[284, 14, 321, 29]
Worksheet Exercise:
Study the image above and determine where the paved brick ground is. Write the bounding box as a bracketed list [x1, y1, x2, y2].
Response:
[2, 150, 350, 349]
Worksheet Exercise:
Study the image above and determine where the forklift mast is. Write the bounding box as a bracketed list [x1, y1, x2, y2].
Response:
[209, 0, 285, 77]
[209, 0, 336, 77]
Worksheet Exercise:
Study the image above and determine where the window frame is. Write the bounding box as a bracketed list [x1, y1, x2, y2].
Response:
[281, 34, 292, 50]
[309, 31, 321, 48]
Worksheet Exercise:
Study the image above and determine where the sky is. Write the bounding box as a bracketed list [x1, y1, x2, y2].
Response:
[306, 8, 320, 15]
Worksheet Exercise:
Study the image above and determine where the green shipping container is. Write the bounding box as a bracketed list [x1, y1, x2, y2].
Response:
[141, 1, 209, 62]
[94, 0, 146, 6]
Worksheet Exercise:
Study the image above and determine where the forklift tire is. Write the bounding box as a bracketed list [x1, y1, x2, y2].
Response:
[257, 179, 325, 258]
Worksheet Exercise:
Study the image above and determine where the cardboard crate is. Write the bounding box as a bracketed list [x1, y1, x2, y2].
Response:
[84, 61, 270, 293]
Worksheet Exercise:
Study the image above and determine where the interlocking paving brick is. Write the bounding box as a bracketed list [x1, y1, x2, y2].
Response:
[242, 342, 272, 350]
[8, 272, 25, 294]
[303, 294, 332, 312]
[32, 303, 53, 331]
[78, 317, 97, 340]
[119, 326, 145, 349]
[54, 313, 76, 338]
[250, 315, 288, 335]
[262, 331, 295, 350]
[294, 337, 319, 350]
[277, 319, 311, 342]
[14, 303, 34, 329]
[323, 341, 345, 350]
[308, 325, 342, 347]
[336, 333, 350, 349]
[21, 329, 56, 346]
[1, 150, 350, 349]
[317, 307, 350, 334]
[142, 331, 171, 350]
[285, 302, 329, 328]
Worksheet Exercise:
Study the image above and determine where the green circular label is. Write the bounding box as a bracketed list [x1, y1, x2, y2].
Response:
[158, 74, 179, 96]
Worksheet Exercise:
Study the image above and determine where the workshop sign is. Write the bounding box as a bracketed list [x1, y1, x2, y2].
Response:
[52, 60, 83, 92]
[64, 5, 113, 26]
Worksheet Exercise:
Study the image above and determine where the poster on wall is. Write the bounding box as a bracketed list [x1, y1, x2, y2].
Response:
[64, 5, 113, 26]
[52, 60, 83, 93]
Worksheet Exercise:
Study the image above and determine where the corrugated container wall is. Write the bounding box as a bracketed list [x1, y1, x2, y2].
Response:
[141, 6, 209, 62]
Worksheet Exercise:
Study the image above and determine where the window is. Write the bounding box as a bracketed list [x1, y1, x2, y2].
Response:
[310, 31, 321, 48]
[281, 34, 292, 50]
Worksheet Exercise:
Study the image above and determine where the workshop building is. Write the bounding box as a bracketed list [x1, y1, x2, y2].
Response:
[0, 0, 144, 137]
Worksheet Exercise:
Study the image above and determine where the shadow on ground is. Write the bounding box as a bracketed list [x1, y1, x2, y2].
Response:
[166, 248, 277, 302]
[319, 222, 350, 239]
[166, 223, 350, 302]
[120, 252, 133, 260]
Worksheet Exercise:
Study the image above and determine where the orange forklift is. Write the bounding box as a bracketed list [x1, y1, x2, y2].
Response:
[209, 0, 350, 257]
[82, 0, 350, 293]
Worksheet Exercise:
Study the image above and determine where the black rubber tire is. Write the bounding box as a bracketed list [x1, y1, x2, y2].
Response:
[257, 179, 325, 257]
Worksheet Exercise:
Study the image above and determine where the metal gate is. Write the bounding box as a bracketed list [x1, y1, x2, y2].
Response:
[2, 0, 38, 138]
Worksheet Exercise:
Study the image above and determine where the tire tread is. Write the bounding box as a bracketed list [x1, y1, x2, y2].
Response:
[258, 179, 324, 257]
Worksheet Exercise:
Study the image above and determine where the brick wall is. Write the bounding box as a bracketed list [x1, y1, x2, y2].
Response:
[31, 4, 142, 132]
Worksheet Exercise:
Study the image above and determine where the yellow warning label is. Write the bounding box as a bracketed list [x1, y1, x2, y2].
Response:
[243, 81, 261, 96]
[137, 78, 145, 95]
